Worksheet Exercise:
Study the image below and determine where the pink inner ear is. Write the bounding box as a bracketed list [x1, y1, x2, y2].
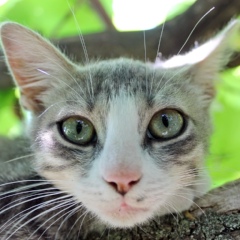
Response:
[2, 46, 47, 112]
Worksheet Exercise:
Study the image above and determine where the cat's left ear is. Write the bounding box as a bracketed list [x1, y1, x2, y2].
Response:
[155, 20, 240, 103]
[0, 22, 76, 113]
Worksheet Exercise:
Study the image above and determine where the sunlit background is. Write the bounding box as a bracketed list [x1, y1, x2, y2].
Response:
[113, 0, 195, 30]
[0, 0, 240, 188]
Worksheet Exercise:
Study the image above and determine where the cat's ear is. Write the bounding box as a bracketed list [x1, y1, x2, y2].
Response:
[155, 20, 240, 103]
[0, 22, 75, 113]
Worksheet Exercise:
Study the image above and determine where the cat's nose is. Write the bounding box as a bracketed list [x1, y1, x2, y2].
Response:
[103, 171, 141, 195]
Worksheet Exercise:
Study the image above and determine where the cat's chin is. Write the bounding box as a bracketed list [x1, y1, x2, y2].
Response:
[90, 203, 154, 228]
[101, 210, 153, 228]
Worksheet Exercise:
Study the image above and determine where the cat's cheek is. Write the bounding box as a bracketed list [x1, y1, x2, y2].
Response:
[36, 162, 80, 193]
[38, 130, 55, 149]
[193, 166, 211, 197]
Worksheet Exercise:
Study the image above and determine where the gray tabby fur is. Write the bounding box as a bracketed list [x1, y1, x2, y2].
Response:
[0, 20, 239, 239]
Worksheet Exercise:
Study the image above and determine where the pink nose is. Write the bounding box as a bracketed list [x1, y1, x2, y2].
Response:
[103, 171, 142, 195]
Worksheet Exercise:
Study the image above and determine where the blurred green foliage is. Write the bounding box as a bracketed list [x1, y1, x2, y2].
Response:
[0, 0, 111, 37]
[0, 0, 240, 188]
[208, 68, 240, 187]
[0, 89, 21, 136]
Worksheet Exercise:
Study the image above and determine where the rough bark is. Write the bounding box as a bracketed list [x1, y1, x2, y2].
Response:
[1, 0, 240, 89]
[84, 180, 240, 240]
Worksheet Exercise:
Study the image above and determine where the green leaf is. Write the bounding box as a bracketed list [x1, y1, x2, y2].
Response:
[0, 0, 109, 38]
[207, 67, 240, 188]
[0, 89, 21, 136]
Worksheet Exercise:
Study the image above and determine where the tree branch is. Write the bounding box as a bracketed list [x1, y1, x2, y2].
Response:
[89, 0, 116, 30]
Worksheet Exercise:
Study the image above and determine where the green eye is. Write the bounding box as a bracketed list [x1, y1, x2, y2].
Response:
[60, 117, 96, 145]
[148, 109, 184, 140]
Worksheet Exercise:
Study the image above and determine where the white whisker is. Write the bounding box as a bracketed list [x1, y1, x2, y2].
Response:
[4, 196, 73, 240]
[177, 7, 215, 55]
[0, 187, 58, 205]
[27, 201, 76, 240]
[1, 153, 34, 164]
[0, 181, 51, 194]
[54, 205, 82, 240]
[77, 210, 90, 239]
[0, 194, 71, 236]
[0, 191, 66, 217]
[67, 0, 94, 100]
[143, 30, 148, 95]
[37, 68, 86, 104]
[65, 208, 89, 239]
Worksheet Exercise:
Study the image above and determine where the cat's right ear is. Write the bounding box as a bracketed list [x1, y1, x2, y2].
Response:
[154, 20, 240, 106]
[0, 22, 75, 113]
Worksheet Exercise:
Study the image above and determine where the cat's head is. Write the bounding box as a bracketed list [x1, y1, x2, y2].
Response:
[0, 21, 239, 228]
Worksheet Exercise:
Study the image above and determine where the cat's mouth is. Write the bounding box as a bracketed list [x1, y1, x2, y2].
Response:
[97, 201, 152, 227]
[118, 201, 148, 213]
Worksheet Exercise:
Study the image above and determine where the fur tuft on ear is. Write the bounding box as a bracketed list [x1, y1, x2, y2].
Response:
[0, 22, 75, 113]
[155, 20, 240, 103]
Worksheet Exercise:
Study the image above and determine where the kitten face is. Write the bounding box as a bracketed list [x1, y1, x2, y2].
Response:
[1, 21, 239, 228]
[30, 59, 210, 227]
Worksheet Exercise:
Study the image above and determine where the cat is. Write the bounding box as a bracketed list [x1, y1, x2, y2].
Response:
[0, 19, 239, 239]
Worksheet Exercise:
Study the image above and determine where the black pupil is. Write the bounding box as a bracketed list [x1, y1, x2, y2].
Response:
[161, 114, 169, 127]
[76, 121, 82, 134]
